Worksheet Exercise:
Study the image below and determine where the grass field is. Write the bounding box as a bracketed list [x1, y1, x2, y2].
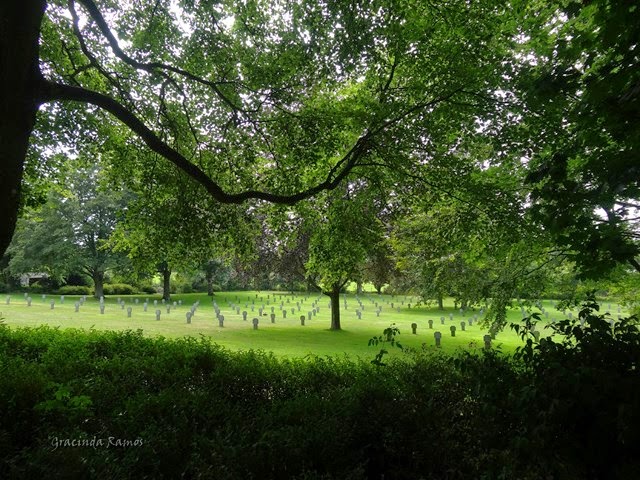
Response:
[0, 291, 628, 358]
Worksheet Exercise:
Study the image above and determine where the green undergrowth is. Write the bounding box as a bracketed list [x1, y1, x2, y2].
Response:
[1, 300, 639, 479]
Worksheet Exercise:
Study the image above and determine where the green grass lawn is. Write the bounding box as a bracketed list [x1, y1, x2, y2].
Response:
[0, 291, 628, 359]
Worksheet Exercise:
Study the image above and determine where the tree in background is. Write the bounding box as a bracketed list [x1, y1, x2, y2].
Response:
[7, 162, 128, 298]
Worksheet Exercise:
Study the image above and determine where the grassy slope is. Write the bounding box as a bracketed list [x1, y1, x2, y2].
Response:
[0, 291, 628, 358]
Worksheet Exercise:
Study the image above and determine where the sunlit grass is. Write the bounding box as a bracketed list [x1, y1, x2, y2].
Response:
[0, 291, 628, 359]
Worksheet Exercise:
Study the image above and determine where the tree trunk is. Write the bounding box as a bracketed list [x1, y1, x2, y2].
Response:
[162, 268, 171, 301]
[206, 272, 214, 296]
[356, 281, 363, 295]
[437, 294, 444, 310]
[374, 282, 383, 295]
[92, 271, 104, 299]
[0, 0, 46, 258]
[325, 283, 342, 331]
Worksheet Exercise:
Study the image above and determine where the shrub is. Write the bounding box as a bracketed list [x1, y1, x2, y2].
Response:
[56, 285, 93, 296]
[102, 284, 138, 295]
[138, 284, 157, 295]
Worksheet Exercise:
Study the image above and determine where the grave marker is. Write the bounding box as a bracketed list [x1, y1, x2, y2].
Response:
[127, 307, 132, 318]
[252, 318, 259, 330]
[428, 319, 433, 329]
[450, 325, 456, 336]
[460, 321, 466, 331]
[411, 323, 417, 334]
[155, 309, 161, 320]
[300, 315, 305, 326]
[434, 331, 442, 347]
[483, 335, 492, 349]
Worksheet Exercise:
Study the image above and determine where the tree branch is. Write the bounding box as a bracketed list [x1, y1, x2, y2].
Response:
[75, 0, 246, 113]
[37, 79, 369, 205]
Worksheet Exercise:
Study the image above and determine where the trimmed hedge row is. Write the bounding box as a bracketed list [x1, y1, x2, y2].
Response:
[0, 318, 638, 479]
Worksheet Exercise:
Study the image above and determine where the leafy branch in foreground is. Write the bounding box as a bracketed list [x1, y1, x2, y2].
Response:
[368, 323, 403, 366]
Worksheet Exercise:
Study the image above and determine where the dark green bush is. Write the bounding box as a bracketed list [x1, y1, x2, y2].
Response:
[1, 301, 638, 480]
[102, 284, 138, 295]
[56, 285, 93, 296]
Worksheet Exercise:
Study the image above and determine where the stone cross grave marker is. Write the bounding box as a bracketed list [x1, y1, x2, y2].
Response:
[243, 311, 248, 321]
[155, 309, 161, 320]
[449, 313, 453, 321]
[411, 323, 417, 334]
[434, 331, 442, 347]
[300, 315, 305, 326]
[75, 302, 80, 312]
[166, 306, 171, 314]
[127, 307, 132, 318]
[283, 310, 287, 318]
[186, 312, 192, 324]
[468, 318, 473, 326]
[450, 325, 456, 336]
[252, 317, 259, 330]
[218, 315, 224, 327]
[460, 321, 466, 331]
[271, 313, 276, 323]
[428, 319, 433, 329]
[100, 305, 105, 314]
[440, 316, 445, 325]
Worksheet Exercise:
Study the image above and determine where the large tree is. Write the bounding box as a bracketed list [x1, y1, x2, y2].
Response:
[1, 0, 519, 259]
[7, 162, 128, 297]
[515, 0, 640, 275]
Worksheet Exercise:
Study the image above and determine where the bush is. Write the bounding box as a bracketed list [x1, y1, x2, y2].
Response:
[102, 284, 138, 295]
[55, 285, 93, 296]
[1, 304, 638, 480]
[138, 284, 157, 295]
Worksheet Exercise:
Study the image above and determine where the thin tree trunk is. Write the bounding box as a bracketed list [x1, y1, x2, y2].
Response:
[206, 272, 214, 296]
[325, 283, 342, 331]
[162, 268, 171, 301]
[356, 281, 363, 295]
[0, 0, 46, 258]
[437, 294, 444, 310]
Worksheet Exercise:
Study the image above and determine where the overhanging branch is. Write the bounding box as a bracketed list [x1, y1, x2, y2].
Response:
[37, 79, 369, 205]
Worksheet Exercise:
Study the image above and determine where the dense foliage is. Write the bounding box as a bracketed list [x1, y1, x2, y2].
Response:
[1, 299, 638, 479]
